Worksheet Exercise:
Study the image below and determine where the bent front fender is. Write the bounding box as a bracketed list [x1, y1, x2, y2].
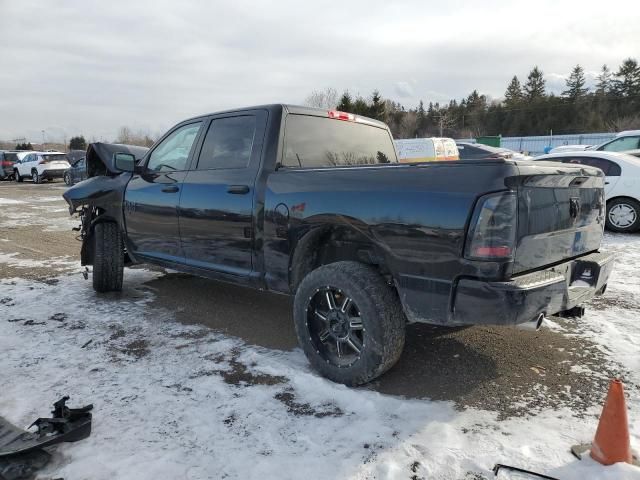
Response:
[62, 174, 131, 221]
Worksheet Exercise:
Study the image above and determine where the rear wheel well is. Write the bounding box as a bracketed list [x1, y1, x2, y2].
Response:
[289, 226, 389, 292]
[607, 195, 640, 205]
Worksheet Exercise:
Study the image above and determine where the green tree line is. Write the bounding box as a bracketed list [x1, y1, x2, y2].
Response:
[307, 58, 640, 139]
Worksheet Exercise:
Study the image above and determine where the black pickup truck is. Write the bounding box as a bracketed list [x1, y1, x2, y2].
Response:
[63, 104, 614, 385]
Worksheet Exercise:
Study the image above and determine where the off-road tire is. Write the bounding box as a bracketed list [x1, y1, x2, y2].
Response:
[293, 261, 406, 386]
[93, 222, 124, 292]
[14, 170, 22, 182]
[31, 169, 41, 184]
[606, 197, 640, 233]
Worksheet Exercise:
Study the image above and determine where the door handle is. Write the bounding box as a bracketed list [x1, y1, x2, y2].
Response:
[227, 185, 250, 194]
[604, 182, 610, 185]
[162, 185, 179, 193]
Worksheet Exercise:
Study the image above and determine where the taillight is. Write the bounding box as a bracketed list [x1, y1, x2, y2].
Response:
[465, 191, 517, 260]
[1, 161, 12, 167]
[328, 110, 355, 121]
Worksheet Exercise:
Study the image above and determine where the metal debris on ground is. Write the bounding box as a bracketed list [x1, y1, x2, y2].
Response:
[492, 463, 560, 480]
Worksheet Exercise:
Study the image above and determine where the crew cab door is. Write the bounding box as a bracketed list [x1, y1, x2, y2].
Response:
[178, 110, 267, 276]
[123, 121, 203, 263]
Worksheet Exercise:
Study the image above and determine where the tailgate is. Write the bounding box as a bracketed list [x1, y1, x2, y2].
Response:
[512, 161, 605, 274]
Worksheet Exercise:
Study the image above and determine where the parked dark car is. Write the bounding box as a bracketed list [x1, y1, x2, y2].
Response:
[63, 104, 614, 386]
[64, 157, 87, 186]
[67, 149, 87, 164]
[0, 150, 19, 180]
[456, 142, 519, 160]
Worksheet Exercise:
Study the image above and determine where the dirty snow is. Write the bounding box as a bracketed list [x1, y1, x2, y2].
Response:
[0, 197, 26, 205]
[0, 252, 77, 269]
[1, 236, 639, 479]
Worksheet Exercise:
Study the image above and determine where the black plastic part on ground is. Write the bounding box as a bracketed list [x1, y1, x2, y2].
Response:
[0, 397, 93, 479]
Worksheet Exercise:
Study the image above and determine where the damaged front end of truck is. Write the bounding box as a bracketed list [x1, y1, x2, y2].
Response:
[62, 143, 148, 266]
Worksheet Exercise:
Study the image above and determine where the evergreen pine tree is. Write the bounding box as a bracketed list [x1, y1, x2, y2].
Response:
[69, 135, 87, 150]
[562, 64, 589, 99]
[416, 100, 427, 135]
[612, 58, 640, 97]
[353, 96, 369, 116]
[369, 90, 385, 120]
[336, 91, 354, 112]
[504, 76, 523, 106]
[524, 66, 546, 101]
[595, 64, 612, 95]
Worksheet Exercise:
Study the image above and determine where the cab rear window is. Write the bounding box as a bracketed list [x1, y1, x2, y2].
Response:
[282, 114, 396, 168]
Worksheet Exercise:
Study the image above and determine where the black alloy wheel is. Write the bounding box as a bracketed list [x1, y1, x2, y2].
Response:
[306, 286, 365, 368]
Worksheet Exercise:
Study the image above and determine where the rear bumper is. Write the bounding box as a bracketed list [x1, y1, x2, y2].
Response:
[40, 169, 66, 179]
[452, 251, 615, 326]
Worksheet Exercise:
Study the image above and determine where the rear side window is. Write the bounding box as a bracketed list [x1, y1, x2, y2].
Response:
[600, 136, 640, 152]
[282, 115, 396, 168]
[563, 157, 621, 176]
[197, 116, 256, 170]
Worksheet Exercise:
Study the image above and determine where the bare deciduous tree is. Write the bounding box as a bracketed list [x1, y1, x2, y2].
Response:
[116, 126, 156, 147]
[304, 87, 339, 110]
[607, 115, 640, 132]
[435, 111, 457, 137]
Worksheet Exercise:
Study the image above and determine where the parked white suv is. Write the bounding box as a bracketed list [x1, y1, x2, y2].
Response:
[13, 151, 71, 183]
[535, 150, 640, 232]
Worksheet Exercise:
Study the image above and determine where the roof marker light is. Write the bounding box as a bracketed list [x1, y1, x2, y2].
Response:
[328, 110, 355, 121]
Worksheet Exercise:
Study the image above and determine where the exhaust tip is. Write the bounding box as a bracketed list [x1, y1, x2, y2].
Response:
[516, 313, 545, 331]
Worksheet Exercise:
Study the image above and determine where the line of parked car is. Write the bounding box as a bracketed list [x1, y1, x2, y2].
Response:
[0, 149, 87, 185]
[2, 128, 640, 234]
[394, 135, 640, 233]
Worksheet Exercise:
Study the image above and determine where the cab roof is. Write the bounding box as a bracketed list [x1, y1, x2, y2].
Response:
[180, 104, 388, 129]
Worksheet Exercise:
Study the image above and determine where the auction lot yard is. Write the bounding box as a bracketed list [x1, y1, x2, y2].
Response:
[1, 182, 639, 479]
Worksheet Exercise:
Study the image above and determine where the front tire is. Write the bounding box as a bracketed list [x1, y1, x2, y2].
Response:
[293, 261, 406, 386]
[92, 222, 124, 292]
[14, 170, 23, 182]
[63, 172, 72, 186]
[606, 198, 640, 233]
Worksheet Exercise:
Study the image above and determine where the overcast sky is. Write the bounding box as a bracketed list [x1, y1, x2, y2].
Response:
[1, 0, 638, 143]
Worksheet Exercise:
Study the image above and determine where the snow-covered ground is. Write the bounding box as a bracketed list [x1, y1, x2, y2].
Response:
[1, 232, 640, 479]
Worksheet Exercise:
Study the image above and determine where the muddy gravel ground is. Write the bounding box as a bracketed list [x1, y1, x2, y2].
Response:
[0, 181, 631, 419]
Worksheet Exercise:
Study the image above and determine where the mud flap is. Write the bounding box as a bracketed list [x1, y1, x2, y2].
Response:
[0, 397, 92, 479]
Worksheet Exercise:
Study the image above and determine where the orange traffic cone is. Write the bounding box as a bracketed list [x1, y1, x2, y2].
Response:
[590, 379, 634, 465]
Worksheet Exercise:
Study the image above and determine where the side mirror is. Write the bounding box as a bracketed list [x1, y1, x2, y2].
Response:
[113, 152, 137, 172]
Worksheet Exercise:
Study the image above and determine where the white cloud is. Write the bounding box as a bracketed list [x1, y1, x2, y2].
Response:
[394, 81, 415, 98]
